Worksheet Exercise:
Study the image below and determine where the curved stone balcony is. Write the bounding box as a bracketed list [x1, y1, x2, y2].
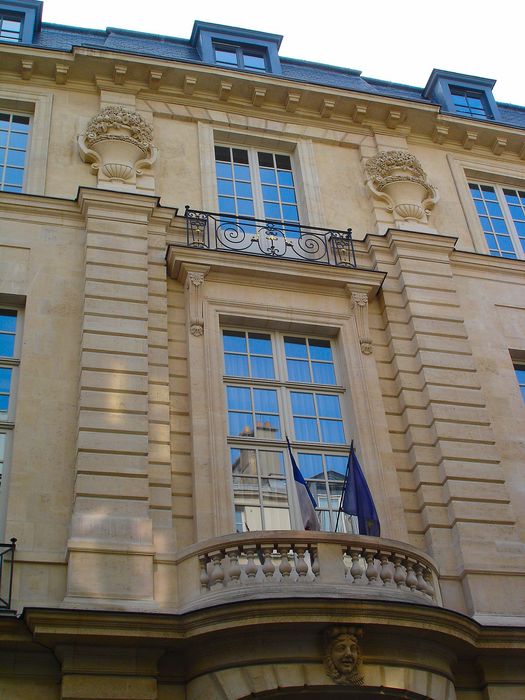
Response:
[174, 531, 442, 612]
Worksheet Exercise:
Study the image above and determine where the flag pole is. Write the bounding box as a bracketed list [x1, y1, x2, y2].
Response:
[335, 439, 353, 532]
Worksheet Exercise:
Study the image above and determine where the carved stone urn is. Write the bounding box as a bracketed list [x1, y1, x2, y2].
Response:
[78, 105, 156, 183]
[365, 150, 439, 223]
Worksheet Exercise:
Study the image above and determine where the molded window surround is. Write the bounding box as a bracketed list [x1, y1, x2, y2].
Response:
[0, 0, 42, 44]
[223, 328, 355, 533]
[446, 154, 525, 259]
[424, 69, 500, 122]
[191, 21, 282, 75]
[0, 305, 22, 537]
[198, 122, 325, 229]
[468, 182, 525, 259]
[0, 89, 52, 195]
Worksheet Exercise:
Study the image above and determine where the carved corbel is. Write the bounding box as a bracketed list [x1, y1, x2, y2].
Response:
[347, 288, 372, 355]
[184, 267, 210, 337]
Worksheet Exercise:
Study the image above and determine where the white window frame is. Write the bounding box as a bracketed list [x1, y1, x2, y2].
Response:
[0, 89, 52, 195]
[0, 305, 22, 538]
[468, 180, 525, 259]
[214, 143, 301, 225]
[222, 327, 356, 534]
[0, 110, 31, 193]
[197, 122, 325, 229]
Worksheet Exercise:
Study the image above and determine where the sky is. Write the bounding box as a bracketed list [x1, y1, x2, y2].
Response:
[40, 0, 525, 107]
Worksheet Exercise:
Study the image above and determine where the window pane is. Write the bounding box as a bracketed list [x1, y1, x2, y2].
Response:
[291, 391, 315, 415]
[215, 47, 238, 65]
[223, 330, 246, 353]
[325, 454, 348, 476]
[312, 362, 336, 385]
[253, 388, 278, 413]
[224, 354, 249, 376]
[285, 336, 307, 358]
[259, 450, 285, 476]
[226, 386, 251, 410]
[255, 414, 280, 438]
[264, 507, 290, 529]
[316, 394, 341, 418]
[231, 448, 257, 475]
[298, 453, 323, 479]
[248, 333, 272, 355]
[309, 339, 332, 361]
[228, 412, 254, 437]
[287, 359, 310, 382]
[0, 334, 15, 356]
[251, 356, 274, 379]
[320, 419, 345, 443]
[294, 417, 319, 441]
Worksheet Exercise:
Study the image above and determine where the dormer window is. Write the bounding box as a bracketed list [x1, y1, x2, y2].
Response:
[450, 86, 491, 119]
[0, 11, 22, 42]
[0, 1, 42, 44]
[191, 21, 283, 75]
[213, 43, 267, 72]
[423, 69, 500, 122]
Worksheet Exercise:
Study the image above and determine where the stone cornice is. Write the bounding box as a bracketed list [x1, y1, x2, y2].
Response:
[166, 243, 385, 297]
[0, 191, 84, 227]
[17, 601, 525, 653]
[1, 43, 524, 155]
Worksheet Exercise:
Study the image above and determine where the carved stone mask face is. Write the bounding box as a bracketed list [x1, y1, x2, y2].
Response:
[331, 634, 358, 675]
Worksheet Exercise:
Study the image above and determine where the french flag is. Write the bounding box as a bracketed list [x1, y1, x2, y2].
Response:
[286, 437, 320, 531]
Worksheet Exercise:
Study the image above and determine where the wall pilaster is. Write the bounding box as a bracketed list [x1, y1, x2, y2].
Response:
[65, 188, 159, 607]
[370, 228, 525, 618]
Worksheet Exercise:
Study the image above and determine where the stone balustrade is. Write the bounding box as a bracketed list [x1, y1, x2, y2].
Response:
[174, 531, 442, 611]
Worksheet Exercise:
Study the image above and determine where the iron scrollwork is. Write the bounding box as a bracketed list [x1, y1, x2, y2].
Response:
[184, 207, 356, 268]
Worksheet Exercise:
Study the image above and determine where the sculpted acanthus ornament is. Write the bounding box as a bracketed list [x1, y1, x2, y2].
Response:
[78, 105, 157, 183]
[365, 150, 439, 222]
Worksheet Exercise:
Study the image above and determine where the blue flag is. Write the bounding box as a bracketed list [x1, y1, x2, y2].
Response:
[341, 445, 380, 537]
[286, 437, 320, 531]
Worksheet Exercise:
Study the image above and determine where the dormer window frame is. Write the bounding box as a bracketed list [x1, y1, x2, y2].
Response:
[213, 42, 268, 73]
[423, 69, 501, 122]
[191, 21, 283, 75]
[0, 0, 42, 44]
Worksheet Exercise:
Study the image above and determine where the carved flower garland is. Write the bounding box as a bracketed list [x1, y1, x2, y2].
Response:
[84, 105, 153, 153]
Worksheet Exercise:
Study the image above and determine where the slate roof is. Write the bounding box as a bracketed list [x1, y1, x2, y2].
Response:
[26, 23, 525, 129]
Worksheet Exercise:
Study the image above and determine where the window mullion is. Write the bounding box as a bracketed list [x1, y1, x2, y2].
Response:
[497, 185, 522, 259]
[250, 149, 265, 220]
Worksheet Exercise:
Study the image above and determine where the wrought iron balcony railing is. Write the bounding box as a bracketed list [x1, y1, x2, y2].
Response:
[0, 538, 16, 611]
[184, 207, 356, 268]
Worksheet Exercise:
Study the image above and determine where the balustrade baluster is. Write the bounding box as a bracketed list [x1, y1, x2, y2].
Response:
[414, 563, 426, 594]
[364, 549, 380, 586]
[310, 545, 320, 580]
[209, 550, 225, 590]
[349, 547, 364, 584]
[244, 545, 258, 583]
[294, 544, 309, 579]
[225, 546, 242, 587]
[379, 551, 395, 588]
[423, 568, 435, 601]
[199, 554, 210, 592]
[261, 545, 276, 580]
[392, 554, 407, 589]
[405, 558, 418, 592]
[278, 544, 293, 581]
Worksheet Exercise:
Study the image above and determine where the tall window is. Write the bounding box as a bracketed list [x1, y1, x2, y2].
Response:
[450, 87, 492, 119]
[215, 146, 300, 231]
[515, 364, 525, 403]
[469, 183, 525, 259]
[0, 309, 20, 521]
[223, 329, 354, 533]
[0, 113, 30, 192]
[0, 13, 22, 43]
